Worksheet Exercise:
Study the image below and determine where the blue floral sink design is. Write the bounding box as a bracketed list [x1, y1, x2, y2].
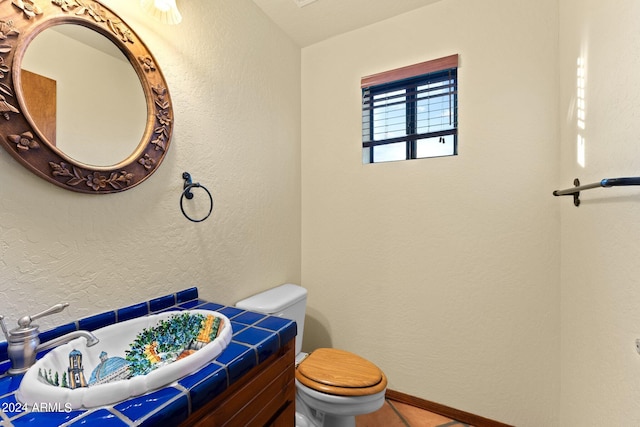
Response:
[17, 310, 232, 409]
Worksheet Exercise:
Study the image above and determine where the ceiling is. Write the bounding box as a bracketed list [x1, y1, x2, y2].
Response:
[252, 0, 445, 47]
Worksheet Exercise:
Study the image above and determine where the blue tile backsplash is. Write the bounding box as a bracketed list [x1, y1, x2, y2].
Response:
[0, 288, 296, 426]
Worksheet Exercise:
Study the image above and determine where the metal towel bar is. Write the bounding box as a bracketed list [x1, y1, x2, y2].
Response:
[553, 177, 640, 206]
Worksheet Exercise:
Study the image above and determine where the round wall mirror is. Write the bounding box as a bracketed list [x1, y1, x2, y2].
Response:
[0, 0, 173, 194]
[21, 24, 147, 167]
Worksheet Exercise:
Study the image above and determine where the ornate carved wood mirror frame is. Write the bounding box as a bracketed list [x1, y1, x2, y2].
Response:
[0, 0, 173, 194]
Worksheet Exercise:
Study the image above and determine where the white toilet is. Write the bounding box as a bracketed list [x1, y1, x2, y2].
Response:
[236, 283, 387, 427]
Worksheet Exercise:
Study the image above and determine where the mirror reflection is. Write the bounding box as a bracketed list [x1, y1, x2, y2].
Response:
[20, 24, 147, 167]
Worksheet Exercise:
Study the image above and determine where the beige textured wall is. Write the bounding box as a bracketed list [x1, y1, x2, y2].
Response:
[0, 0, 301, 329]
[559, 0, 640, 424]
[301, 0, 560, 425]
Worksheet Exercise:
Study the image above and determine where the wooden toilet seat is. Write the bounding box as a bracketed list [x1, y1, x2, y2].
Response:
[295, 348, 387, 396]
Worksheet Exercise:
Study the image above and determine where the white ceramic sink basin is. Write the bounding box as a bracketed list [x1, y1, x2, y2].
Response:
[17, 309, 232, 409]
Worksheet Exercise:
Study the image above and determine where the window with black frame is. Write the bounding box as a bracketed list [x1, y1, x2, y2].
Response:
[361, 55, 458, 164]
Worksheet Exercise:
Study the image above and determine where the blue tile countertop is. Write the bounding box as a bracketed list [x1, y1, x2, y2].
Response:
[0, 288, 296, 426]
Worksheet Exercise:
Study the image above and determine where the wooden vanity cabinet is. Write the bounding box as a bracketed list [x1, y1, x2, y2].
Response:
[182, 340, 296, 427]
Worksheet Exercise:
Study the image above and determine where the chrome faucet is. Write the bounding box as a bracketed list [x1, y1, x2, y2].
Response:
[0, 303, 100, 375]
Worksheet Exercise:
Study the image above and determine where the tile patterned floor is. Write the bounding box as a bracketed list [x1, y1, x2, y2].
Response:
[356, 399, 472, 427]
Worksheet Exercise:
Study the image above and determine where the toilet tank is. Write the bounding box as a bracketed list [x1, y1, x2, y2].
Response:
[236, 284, 307, 356]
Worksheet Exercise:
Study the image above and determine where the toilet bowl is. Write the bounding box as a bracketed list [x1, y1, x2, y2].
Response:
[236, 284, 387, 427]
[295, 348, 387, 426]
[295, 380, 386, 427]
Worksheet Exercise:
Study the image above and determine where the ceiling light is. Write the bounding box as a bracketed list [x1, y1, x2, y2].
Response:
[140, 0, 182, 25]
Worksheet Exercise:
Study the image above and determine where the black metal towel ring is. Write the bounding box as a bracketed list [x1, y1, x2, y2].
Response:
[180, 172, 213, 223]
